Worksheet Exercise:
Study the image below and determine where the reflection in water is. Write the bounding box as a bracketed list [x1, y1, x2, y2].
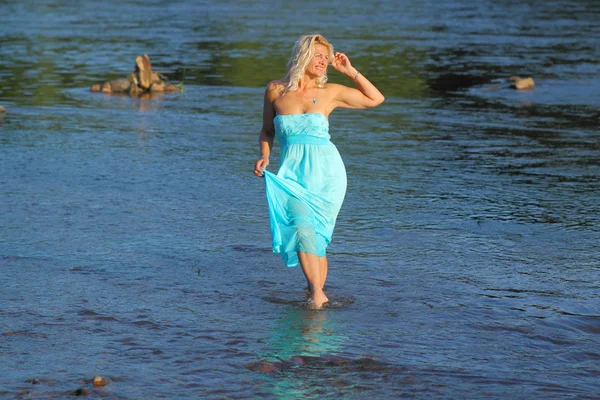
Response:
[270, 308, 344, 360]
[247, 308, 405, 397]
[248, 309, 348, 398]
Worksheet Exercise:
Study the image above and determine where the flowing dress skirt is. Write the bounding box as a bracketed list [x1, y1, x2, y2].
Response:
[264, 132, 347, 267]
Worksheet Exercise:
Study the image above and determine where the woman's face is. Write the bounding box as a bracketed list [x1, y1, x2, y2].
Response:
[306, 44, 329, 77]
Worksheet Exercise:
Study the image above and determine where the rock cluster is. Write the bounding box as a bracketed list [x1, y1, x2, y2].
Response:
[90, 54, 182, 95]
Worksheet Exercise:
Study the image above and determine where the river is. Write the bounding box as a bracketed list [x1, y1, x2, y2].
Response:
[1, 0, 599, 398]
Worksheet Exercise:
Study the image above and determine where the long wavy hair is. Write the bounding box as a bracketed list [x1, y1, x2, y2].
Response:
[283, 34, 334, 93]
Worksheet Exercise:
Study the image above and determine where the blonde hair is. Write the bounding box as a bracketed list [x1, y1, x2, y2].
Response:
[283, 34, 334, 93]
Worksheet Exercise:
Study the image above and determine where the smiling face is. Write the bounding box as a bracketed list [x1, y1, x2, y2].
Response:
[284, 34, 334, 91]
[306, 44, 329, 77]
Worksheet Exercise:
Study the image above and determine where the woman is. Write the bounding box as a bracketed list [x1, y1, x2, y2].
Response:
[254, 34, 384, 309]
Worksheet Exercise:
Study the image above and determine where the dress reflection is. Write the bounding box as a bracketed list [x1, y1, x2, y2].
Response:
[245, 308, 346, 375]
[270, 308, 344, 361]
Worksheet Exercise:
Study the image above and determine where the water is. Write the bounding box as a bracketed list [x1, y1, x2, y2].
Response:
[1, 0, 599, 398]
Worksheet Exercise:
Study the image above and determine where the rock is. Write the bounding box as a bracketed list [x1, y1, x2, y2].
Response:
[244, 361, 283, 373]
[110, 79, 130, 92]
[135, 54, 153, 89]
[514, 77, 535, 90]
[0, 106, 5, 113]
[93, 375, 108, 387]
[150, 81, 165, 92]
[71, 388, 89, 396]
[164, 84, 181, 92]
[101, 82, 112, 94]
[127, 72, 138, 86]
[91, 55, 179, 97]
[508, 76, 535, 90]
[290, 355, 306, 365]
[129, 83, 140, 95]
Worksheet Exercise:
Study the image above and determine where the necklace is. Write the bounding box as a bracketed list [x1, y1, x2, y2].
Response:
[300, 87, 319, 104]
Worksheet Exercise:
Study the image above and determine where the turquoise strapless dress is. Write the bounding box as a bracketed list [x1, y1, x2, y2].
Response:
[263, 113, 347, 267]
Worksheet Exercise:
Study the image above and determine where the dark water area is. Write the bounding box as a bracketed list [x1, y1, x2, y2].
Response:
[1, 0, 599, 398]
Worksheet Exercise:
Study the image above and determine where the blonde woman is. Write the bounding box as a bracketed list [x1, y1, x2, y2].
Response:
[254, 34, 384, 309]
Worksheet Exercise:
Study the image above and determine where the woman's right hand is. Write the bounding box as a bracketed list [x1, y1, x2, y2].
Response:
[254, 157, 269, 177]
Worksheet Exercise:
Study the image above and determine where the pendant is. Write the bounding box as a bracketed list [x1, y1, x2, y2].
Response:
[313, 98, 316, 104]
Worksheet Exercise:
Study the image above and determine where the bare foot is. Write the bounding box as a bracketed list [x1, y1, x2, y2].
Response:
[307, 290, 328, 309]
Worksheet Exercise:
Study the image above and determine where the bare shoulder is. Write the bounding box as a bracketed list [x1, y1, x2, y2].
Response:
[265, 80, 286, 97]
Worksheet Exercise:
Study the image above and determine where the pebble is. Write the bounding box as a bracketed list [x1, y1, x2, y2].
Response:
[93, 375, 108, 387]
[508, 76, 535, 90]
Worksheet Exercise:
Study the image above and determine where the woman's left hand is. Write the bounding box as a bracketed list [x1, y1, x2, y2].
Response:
[331, 52, 355, 76]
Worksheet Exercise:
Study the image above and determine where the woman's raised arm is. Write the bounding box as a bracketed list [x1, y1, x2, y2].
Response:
[330, 52, 385, 110]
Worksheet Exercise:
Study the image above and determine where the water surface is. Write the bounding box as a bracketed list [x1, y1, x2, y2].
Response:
[1, 0, 599, 398]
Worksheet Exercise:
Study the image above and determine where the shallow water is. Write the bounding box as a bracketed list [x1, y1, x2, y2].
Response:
[1, 0, 599, 398]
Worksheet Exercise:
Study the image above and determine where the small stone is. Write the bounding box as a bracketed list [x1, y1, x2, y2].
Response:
[0, 106, 5, 113]
[514, 77, 535, 90]
[93, 376, 108, 387]
[90, 84, 101, 92]
[101, 82, 112, 94]
[110, 79, 130, 92]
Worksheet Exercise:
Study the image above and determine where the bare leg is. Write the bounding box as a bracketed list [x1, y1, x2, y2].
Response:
[320, 256, 328, 290]
[298, 252, 328, 308]
[306, 256, 328, 299]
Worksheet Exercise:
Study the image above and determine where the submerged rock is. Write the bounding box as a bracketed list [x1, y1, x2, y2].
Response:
[245, 354, 399, 374]
[244, 359, 295, 373]
[71, 387, 89, 396]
